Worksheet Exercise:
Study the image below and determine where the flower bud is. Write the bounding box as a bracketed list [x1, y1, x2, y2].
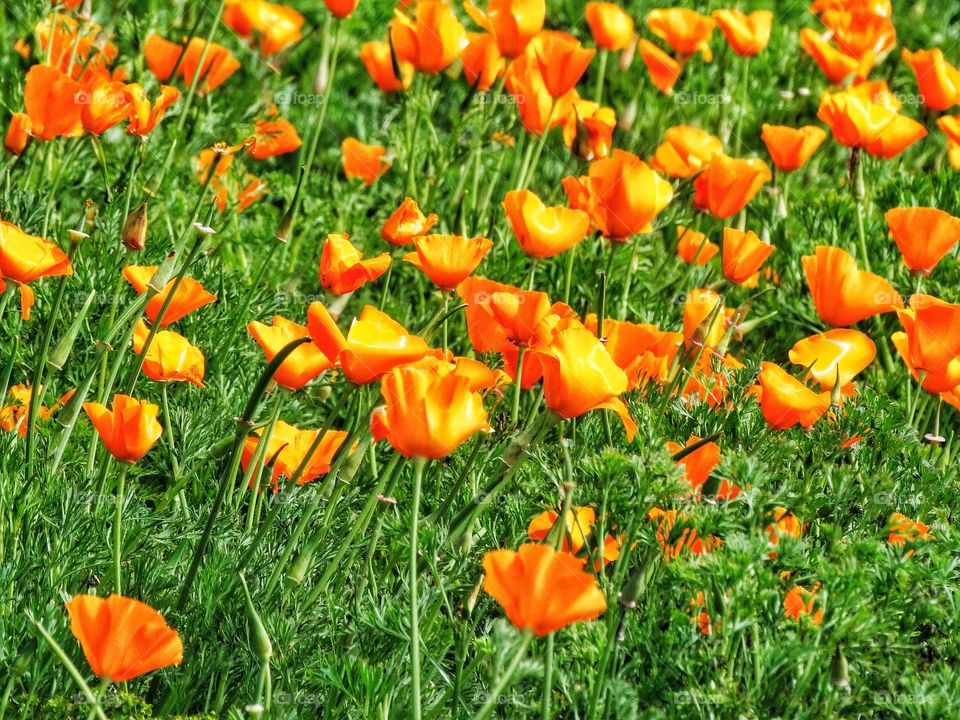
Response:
[122, 203, 148, 251]
[239, 574, 273, 662]
[831, 644, 850, 690]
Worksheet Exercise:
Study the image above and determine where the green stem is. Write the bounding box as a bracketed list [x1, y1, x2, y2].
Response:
[511, 345, 526, 427]
[410, 456, 427, 720]
[174, 0, 228, 136]
[518, 100, 556, 190]
[472, 631, 534, 720]
[113, 463, 129, 594]
[594, 49, 609, 105]
[32, 619, 108, 720]
[541, 634, 554, 720]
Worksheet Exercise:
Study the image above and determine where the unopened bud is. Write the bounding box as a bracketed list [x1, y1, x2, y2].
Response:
[287, 544, 314, 586]
[831, 644, 850, 690]
[276, 164, 307, 242]
[122, 203, 148, 251]
[239, 574, 273, 661]
[147, 254, 176, 294]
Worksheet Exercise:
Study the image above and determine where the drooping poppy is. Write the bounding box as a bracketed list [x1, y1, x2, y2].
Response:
[901, 48, 960, 112]
[124, 83, 180, 137]
[122, 266, 217, 327]
[224, 0, 304, 55]
[381, 198, 438, 245]
[533, 30, 596, 98]
[403, 234, 493, 290]
[783, 584, 824, 625]
[461, 32, 505, 91]
[722, 227, 774, 285]
[651, 125, 723, 179]
[646, 8, 715, 60]
[817, 89, 927, 159]
[390, 0, 467, 74]
[247, 315, 333, 390]
[885, 207, 960, 276]
[712, 9, 772, 57]
[799, 28, 873, 85]
[527, 506, 597, 553]
[585, 2, 635, 52]
[341, 137, 391, 186]
[801, 246, 900, 327]
[463, 0, 545, 58]
[788, 328, 876, 390]
[250, 114, 302, 160]
[319, 233, 391, 295]
[891, 294, 960, 393]
[241, 420, 350, 490]
[83, 394, 163, 463]
[760, 124, 826, 172]
[692, 155, 771, 219]
[22, 64, 83, 140]
[637, 38, 682, 94]
[144, 35, 240, 95]
[756, 362, 831, 430]
[360, 40, 414, 94]
[132, 320, 205, 387]
[503, 189, 590, 258]
[676, 225, 718, 265]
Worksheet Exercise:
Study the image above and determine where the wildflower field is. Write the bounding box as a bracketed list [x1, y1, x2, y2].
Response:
[2, 0, 960, 717]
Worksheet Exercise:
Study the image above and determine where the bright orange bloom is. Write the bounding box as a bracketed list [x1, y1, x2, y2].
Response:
[637, 38, 682, 94]
[760, 124, 826, 172]
[888, 512, 932, 550]
[4, 113, 30, 155]
[533, 30, 596, 98]
[461, 32, 505, 91]
[817, 89, 927, 159]
[690, 591, 716, 635]
[788, 328, 876, 390]
[132, 321, 205, 388]
[360, 40, 414, 94]
[403, 234, 493, 290]
[504, 51, 555, 135]
[250, 114, 301, 159]
[712, 9, 771, 57]
[756, 362, 831, 430]
[676, 226, 718, 265]
[35, 13, 119, 79]
[665, 436, 738, 499]
[381, 198, 438, 245]
[144, 35, 240, 95]
[78, 74, 130, 135]
[799, 28, 873, 84]
[242, 420, 350, 490]
[503, 189, 590, 259]
[83, 394, 163, 463]
[935, 115, 960, 167]
[371, 363, 489, 459]
[0, 220, 73, 286]
[390, 0, 467, 74]
[891, 294, 960, 393]
[820, 6, 895, 59]
[801, 246, 900, 327]
[766, 507, 803, 559]
[682, 288, 725, 351]
[563, 149, 673, 239]
[193, 148, 267, 213]
[885, 207, 960, 276]
[319, 233, 391, 295]
[66, 594, 182, 683]
[0, 385, 74, 437]
[23, 65, 83, 140]
[224, 0, 304, 54]
[646, 8, 714, 60]
[324, 0, 359, 17]
[482, 543, 607, 635]
[307, 302, 430, 385]
[527, 506, 596, 553]
[247, 315, 333, 390]
[722, 227, 774, 285]
[784, 584, 824, 624]
[463, 0, 545, 58]
[122, 265, 216, 327]
[647, 507, 720, 560]
[651, 125, 723, 179]
[557, 94, 616, 160]
[901, 48, 960, 112]
[585, 3, 635, 52]
[124, 83, 180, 137]
[693, 155, 771, 219]
[341, 137, 390, 186]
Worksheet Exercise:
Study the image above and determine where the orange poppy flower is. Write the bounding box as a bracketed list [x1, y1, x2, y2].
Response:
[563, 149, 673, 240]
[360, 40, 415, 94]
[193, 148, 267, 213]
[22, 65, 83, 140]
[690, 591, 716, 635]
[463, 0, 545, 58]
[801, 246, 900, 327]
[224, 0, 304, 55]
[820, 6, 895, 59]
[144, 35, 240, 95]
[646, 8, 714, 60]
[651, 125, 723, 178]
[66, 594, 182, 683]
[693, 155, 771, 219]
[766, 506, 803, 559]
[390, 0, 467, 74]
[783, 584, 824, 624]
[901, 48, 960, 112]
[307, 302, 430, 385]
[132, 320, 205, 388]
[323, 0, 359, 17]
[461, 32, 506, 91]
[504, 51, 557, 136]
[381, 198, 438, 245]
[676, 225, 718, 265]
[241, 420, 350, 490]
[585, 315, 681, 389]
[503, 189, 590, 259]
[885, 207, 960, 276]
[722, 227, 774, 285]
[760, 124, 827, 172]
[682, 288, 725, 350]
[527, 506, 596, 553]
[248, 315, 334, 390]
[0, 220, 73, 286]
[319, 233, 391, 295]
[788, 328, 876, 390]
[799, 28, 873, 85]
[637, 38, 682, 94]
[888, 512, 932, 550]
[556, 94, 616, 161]
[35, 14, 119, 80]
[712, 9, 771, 57]
[0, 385, 74, 437]
[817, 89, 927, 159]
[403, 234, 493, 290]
[250, 114, 302, 160]
[122, 266, 216, 327]
[647, 507, 720, 560]
[532, 30, 595, 98]
[891, 294, 960, 393]
[756, 362, 831, 430]
[585, 2, 635, 52]
[482, 543, 607, 635]
[341, 137, 390, 186]
[371, 363, 489, 459]
[4, 113, 30, 155]
[78, 74, 130, 135]
[665, 435, 731, 498]
[83, 394, 163, 463]
[124, 83, 180, 137]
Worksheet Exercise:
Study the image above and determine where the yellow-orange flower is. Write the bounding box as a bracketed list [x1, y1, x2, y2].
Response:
[124, 83, 180, 137]
[557, 94, 616, 161]
[760, 124, 827, 172]
[390, 0, 467, 74]
[756, 362, 831, 430]
[461, 32, 505, 91]
[712, 9, 771, 57]
[801, 246, 900, 327]
[323, 0, 359, 18]
[83, 394, 163, 463]
[527, 506, 596, 552]
[503, 189, 590, 258]
[888, 512, 932, 550]
[144, 35, 240, 95]
[692, 155, 771, 219]
[651, 125, 723, 178]
[250, 114, 302, 160]
[464, 0, 545, 58]
[885, 207, 960, 276]
[122, 266, 217, 327]
[784, 584, 824, 624]
[360, 40, 414, 94]
[224, 0, 304, 55]
[647, 507, 720, 560]
[585, 2, 635, 52]
[647, 8, 714, 59]
[788, 328, 876, 390]
[319, 233, 391, 295]
[341, 137, 391, 186]
[901, 48, 960, 112]
[132, 320, 205, 387]
[4, 113, 30, 155]
[23, 65, 83, 140]
[722, 227, 774, 285]
[817, 89, 927, 159]
[682, 288, 725, 351]
[666, 436, 739, 500]
[533, 30, 596, 98]
[676, 226, 718, 265]
[799, 28, 873, 85]
[0, 385, 74, 437]
[247, 315, 333, 390]
[891, 294, 960, 393]
[766, 507, 803, 559]
[637, 38, 682, 94]
[242, 420, 350, 490]
[403, 234, 493, 290]
[381, 197, 438, 245]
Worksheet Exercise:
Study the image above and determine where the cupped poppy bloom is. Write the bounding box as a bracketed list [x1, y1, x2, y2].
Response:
[242, 420, 350, 490]
[482, 543, 607, 635]
[819, 5, 895, 59]
[901, 48, 960, 112]
[224, 0, 304, 55]
[390, 0, 467, 74]
[323, 0, 359, 18]
[801, 246, 901, 327]
[132, 320, 205, 387]
[799, 28, 873, 85]
[461, 32, 506, 91]
[503, 189, 590, 258]
[4, 113, 30, 155]
[563, 149, 673, 239]
[646, 8, 715, 60]
[79, 73, 130, 135]
[665, 436, 740, 500]
[647, 507, 721, 560]
[0, 220, 73, 319]
[360, 40, 414, 94]
[557, 94, 616, 161]
[124, 83, 180, 137]
[144, 35, 240, 95]
[381, 198, 438, 245]
[307, 302, 430, 385]
[0, 385, 74, 437]
[891, 294, 960, 393]
[371, 363, 489, 459]
[936, 114, 960, 167]
[250, 114, 302, 159]
[756, 362, 831, 430]
[783, 584, 824, 625]
[533, 30, 596, 98]
[319, 233, 391, 295]
[122, 266, 217, 327]
[585, 3, 635, 52]
[527, 506, 596, 553]
[682, 288, 725, 351]
[463, 0, 545, 58]
[760, 124, 827, 172]
[65, 594, 183, 683]
[722, 227, 774, 285]
[692, 155, 771, 219]
[711, 9, 772, 57]
[23, 64, 84, 140]
[888, 512, 932, 551]
[651, 125, 723, 179]
[766, 507, 804, 559]
[676, 226, 718, 265]
[83, 394, 163, 463]
[403, 234, 493, 290]
[504, 51, 555, 135]
[637, 38, 682, 94]
[248, 315, 333, 390]
[885, 207, 960, 276]
[817, 89, 927, 159]
[788, 328, 876, 390]
[341, 137, 391, 186]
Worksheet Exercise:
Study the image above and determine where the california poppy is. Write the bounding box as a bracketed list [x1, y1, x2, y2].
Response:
[123, 266, 217, 327]
[132, 321, 205, 387]
[0, 385, 74, 437]
[557, 94, 616, 161]
[341, 137, 391, 186]
[360, 40, 414, 94]
[504, 51, 555, 135]
[637, 38, 682, 94]
[722, 227, 774, 285]
[248, 315, 333, 390]
[4, 113, 30, 155]
[891, 294, 960, 393]
[527, 506, 596, 553]
[756, 362, 831, 430]
[533, 30, 596, 98]
[799, 28, 873, 85]
[885, 207, 960, 276]
[463, 0, 545, 58]
[712, 9, 772, 57]
[585, 3, 635, 52]
[319, 234, 391, 296]
[647, 507, 720, 560]
[403, 234, 493, 290]
[819, 5, 895, 59]
[682, 288, 725, 351]
[0, 220, 73, 319]
[901, 48, 960, 112]
[461, 32, 506, 91]
[193, 148, 267, 213]
[241, 420, 350, 490]
[801, 246, 900, 327]
[788, 328, 876, 390]
[646, 8, 714, 60]
[250, 113, 302, 160]
[381, 198, 438, 245]
[651, 125, 723, 179]
[224, 0, 304, 55]
[935, 114, 960, 168]
[817, 89, 927, 159]
[693, 155, 771, 219]
[65, 594, 183, 682]
[124, 83, 180, 137]
[760, 124, 826, 172]
[144, 35, 240, 94]
[665, 436, 736, 499]
[390, 0, 467, 74]
[83, 394, 163, 463]
[676, 226, 718, 265]
[79, 74, 130, 135]
[503, 189, 590, 259]
[23, 64, 83, 140]
[766, 507, 803, 559]
[482, 543, 606, 635]
[888, 512, 932, 550]
[323, 0, 359, 18]
[585, 314, 682, 389]
[783, 584, 824, 624]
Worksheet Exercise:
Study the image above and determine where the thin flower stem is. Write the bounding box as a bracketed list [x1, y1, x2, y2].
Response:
[31, 618, 108, 720]
[113, 463, 130, 594]
[541, 634, 554, 720]
[594, 49, 609, 104]
[409, 456, 427, 720]
[161, 384, 179, 477]
[733, 58, 751, 154]
[562, 243, 578, 303]
[472, 631, 534, 720]
[511, 345, 526, 427]
[518, 100, 556, 190]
